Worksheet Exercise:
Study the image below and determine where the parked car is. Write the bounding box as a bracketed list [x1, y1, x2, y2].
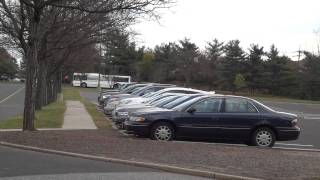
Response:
[10, 78, 21, 82]
[0, 75, 9, 81]
[119, 87, 212, 106]
[98, 83, 149, 105]
[103, 84, 176, 113]
[124, 95, 300, 147]
[113, 94, 205, 128]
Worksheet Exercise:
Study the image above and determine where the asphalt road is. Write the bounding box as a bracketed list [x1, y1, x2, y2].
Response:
[262, 101, 320, 149]
[0, 83, 25, 121]
[0, 145, 208, 180]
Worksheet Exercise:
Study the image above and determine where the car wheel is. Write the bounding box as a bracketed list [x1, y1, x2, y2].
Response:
[251, 127, 276, 147]
[113, 84, 119, 89]
[116, 123, 122, 129]
[151, 122, 174, 141]
[80, 83, 87, 88]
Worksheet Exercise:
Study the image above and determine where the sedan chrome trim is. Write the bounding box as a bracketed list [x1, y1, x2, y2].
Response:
[179, 125, 250, 130]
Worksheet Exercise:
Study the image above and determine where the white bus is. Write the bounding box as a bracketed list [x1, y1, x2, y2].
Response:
[72, 73, 131, 88]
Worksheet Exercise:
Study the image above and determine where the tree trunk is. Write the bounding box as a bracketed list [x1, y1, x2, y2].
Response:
[46, 77, 53, 104]
[23, 19, 40, 131]
[35, 61, 48, 110]
[23, 45, 38, 131]
[57, 71, 62, 93]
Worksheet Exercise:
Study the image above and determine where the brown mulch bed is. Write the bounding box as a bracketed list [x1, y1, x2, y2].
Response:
[0, 129, 319, 180]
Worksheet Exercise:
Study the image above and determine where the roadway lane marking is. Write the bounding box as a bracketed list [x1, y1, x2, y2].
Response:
[0, 86, 24, 104]
[275, 143, 314, 147]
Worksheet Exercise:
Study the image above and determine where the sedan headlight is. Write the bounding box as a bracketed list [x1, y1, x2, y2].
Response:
[129, 116, 145, 122]
[110, 100, 120, 106]
[102, 95, 109, 99]
[118, 112, 129, 117]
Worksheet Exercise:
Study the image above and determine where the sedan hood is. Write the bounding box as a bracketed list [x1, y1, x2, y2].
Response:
[121, 97, 146, 105]
[276, 111, 297, 120]
[116, 104, 151, 112]
[131, 107, 173, 116]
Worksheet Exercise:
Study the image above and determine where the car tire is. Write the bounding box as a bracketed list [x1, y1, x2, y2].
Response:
[150, 122, 174, 141]
[113, 84, 119, 89]
[80, 82, 87, 88]
[251, 127, 276, 147]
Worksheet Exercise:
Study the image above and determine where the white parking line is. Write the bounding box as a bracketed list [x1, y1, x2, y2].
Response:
[303, 117, 320, 120]
[173, 140, 246, 147]
[273, 147, 320, 152]
[275, 143, 314, 147]
[0, 86, 24, 104]
[172, 140, 319, 151]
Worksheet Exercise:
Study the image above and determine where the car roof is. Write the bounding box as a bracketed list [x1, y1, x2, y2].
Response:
[201, 94, 256, 101]
[157, 87, 208, 93]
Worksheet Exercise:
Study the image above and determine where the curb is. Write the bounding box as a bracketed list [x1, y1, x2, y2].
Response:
[0, 141, 260, 180]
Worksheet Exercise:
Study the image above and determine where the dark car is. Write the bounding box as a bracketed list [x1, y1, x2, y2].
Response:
[124, 95, 300, 147]
[113, 94, 205, 127]
[113, 94, 194, 128]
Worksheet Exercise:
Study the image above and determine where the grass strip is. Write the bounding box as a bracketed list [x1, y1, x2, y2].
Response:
[82, 101, 112, 129]
[0, 95, 65, 129]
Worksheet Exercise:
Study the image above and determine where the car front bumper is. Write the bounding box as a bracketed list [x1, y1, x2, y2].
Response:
[112, 113, 128, 124]
[277, 127, 300, 141]
[124, 121, 150, 136]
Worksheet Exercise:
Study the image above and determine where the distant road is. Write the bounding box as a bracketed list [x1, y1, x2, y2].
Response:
[0, 83, 25, 121]
[262, 101, 320, 149]
[0, 145, 207, 180]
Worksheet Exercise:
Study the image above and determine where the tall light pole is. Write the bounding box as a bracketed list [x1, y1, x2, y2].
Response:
[98, 62, 106, 91]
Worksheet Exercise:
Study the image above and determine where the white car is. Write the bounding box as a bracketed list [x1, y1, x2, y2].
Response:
[119, 87, 213, 106]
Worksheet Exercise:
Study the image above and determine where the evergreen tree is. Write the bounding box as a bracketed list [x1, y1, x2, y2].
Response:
[221, 40, 245, 93]
[153, 42, 179, 82]
[0, 47, 18, 78]
[176, 38, 200, 85]
[234, 73, 246, 91]
[205, 39, 224, 89]
[245, 44, 265, 94]
[265, 45, 297, 96]
[300, 51, 320, 100]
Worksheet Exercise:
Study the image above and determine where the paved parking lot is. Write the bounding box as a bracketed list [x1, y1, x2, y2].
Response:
[1, 83, 320, 150]
[0, 83, 25, 121]
[80, 89, 320, 150]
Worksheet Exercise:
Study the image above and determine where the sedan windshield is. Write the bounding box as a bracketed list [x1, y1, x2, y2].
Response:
[162, 95, 201, 109]
[171, 96, 205, 111]
[153, 96, 182, 107]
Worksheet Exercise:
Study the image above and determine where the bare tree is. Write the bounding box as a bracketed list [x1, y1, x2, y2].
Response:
[0, 0, 173, 131]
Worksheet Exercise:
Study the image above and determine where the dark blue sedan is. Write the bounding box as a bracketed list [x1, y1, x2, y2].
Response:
[124, 95, 300, 147]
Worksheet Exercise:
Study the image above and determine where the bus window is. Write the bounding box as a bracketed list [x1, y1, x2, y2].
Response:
[114, 77, 129, 82]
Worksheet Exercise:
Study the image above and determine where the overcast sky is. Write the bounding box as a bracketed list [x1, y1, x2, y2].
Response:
[133, 0, 320, 59]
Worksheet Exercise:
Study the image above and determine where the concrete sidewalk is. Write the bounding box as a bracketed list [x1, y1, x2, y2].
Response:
[62, 101, 96, 130]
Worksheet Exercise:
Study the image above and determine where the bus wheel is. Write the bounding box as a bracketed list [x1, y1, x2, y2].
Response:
[80, 83, 87, 88]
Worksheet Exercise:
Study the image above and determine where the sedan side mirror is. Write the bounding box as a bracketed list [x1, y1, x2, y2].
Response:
[187, 108, 196, 114]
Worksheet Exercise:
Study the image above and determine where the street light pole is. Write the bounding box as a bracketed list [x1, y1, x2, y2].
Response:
[98, 67, 101, 91]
